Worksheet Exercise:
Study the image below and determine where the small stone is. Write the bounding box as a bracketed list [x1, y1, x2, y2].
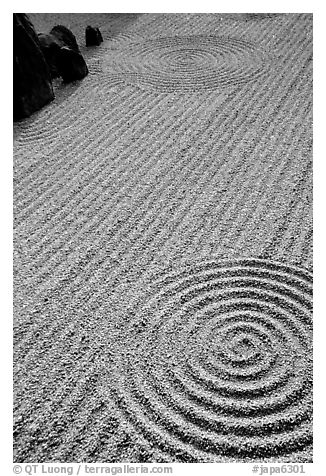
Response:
[85, 25, 103, 46]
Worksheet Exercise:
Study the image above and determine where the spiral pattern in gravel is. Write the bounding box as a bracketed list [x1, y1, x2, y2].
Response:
[106, 35, 269, 92]
[107, 258, 312, 461]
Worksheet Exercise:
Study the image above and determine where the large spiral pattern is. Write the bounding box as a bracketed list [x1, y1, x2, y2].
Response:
[105, 35, 269, 92]
[103, 258, 312, 461]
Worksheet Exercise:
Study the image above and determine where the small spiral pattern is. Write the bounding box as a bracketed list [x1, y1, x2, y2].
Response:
[105, 35, 269, 92]
[105, 258, 312, 461]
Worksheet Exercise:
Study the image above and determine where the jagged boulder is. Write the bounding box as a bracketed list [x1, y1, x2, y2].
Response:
[85, 25, 103, 46]
[57, 46, 88, 83]
[13, 13, 54, 121]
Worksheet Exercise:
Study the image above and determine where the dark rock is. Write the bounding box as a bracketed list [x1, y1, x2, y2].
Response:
[50, 25, 80, 53]
[39, 28, 90, 82]
[38, 32, 62, 78]
[96, 28, 103, 43]
[57, 46, 88, 83]
[13, 13, 54, 121]
[85, 25, 103, 46]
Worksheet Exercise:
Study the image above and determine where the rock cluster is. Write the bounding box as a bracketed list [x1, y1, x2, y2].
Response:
[13, 15, 99, 120]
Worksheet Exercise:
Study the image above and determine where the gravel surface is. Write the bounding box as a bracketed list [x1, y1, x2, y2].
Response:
[13, 13, 313, 463]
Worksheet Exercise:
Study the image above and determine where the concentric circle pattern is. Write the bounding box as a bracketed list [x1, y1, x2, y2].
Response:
[106, 35, 269, 92]
[107, 258, 312, 461]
